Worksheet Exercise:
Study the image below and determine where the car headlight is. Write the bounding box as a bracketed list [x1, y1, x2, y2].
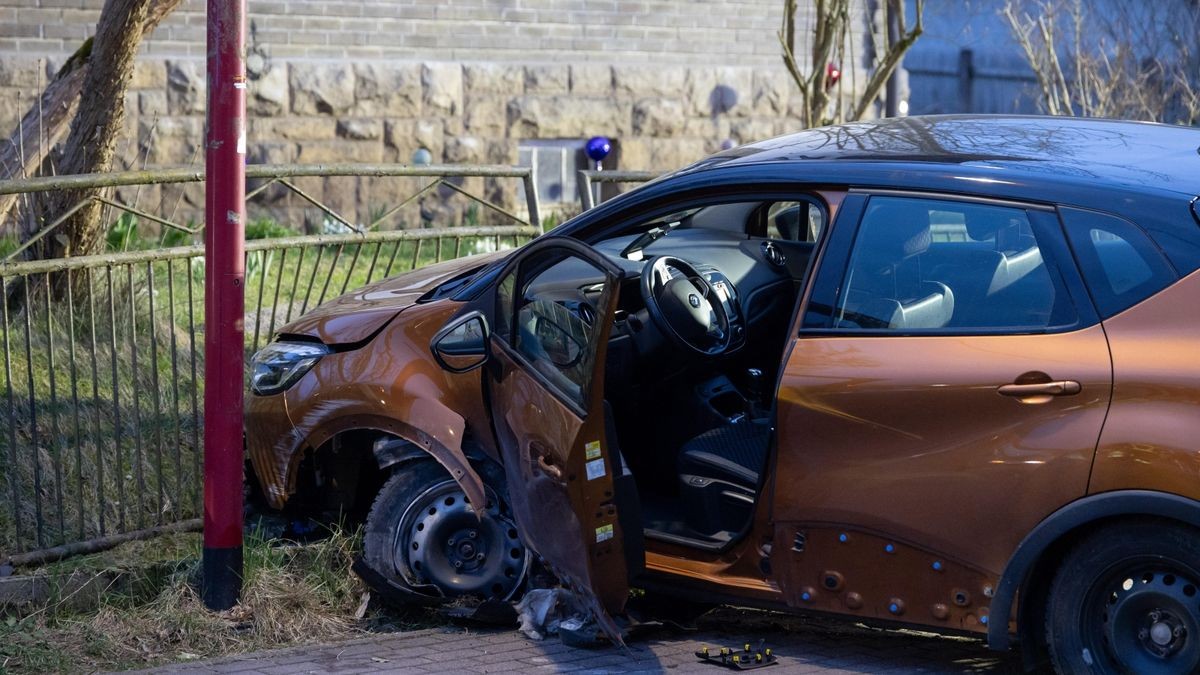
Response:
[250, 341, 330, 396]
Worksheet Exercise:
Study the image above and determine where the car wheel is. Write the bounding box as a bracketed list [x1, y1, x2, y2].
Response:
[1045, 520, 1200, 675]
[364, 460, 530, 601]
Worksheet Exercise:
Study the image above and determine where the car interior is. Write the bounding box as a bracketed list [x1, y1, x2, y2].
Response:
[505, 197, 827, 552]
[510, 194, 1066, 553]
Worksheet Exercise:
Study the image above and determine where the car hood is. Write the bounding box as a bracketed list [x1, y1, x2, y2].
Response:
[279, 250, 509, 346]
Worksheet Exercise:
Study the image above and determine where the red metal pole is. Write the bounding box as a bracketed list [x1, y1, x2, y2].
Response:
[202, 0, 246, 610]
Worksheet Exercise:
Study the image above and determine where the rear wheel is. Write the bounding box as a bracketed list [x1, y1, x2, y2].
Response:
[364, 460, 530, 601]
[1045, 521, 1200, 675]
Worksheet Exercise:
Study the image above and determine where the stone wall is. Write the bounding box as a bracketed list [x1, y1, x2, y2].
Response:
[0, 1, 865, 230]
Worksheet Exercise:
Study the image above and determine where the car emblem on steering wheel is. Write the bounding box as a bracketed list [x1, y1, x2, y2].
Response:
[688, 294, 701, 308]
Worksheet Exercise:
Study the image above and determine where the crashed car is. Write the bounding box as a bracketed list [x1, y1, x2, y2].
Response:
[247, 115, 1200, 673]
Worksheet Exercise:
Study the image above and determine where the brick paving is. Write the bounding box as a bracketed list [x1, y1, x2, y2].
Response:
[122, 611, 1024, 674]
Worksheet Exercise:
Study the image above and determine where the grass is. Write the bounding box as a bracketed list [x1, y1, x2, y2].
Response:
[0, 525, 436, 674]
[0, 218, 530, 559]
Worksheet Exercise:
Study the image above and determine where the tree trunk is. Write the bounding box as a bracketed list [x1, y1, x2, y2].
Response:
[10, 0, 182, 260]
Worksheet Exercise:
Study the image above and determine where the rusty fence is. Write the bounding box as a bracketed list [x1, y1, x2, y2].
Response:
[0, 164, 542, 563]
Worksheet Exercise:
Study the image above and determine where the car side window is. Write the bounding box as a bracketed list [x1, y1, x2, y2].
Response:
[1059, 207, 1177, 318]
[505, 252, 609, 407]
[831, 196, 1078, 332]
[763, 201, 825, 242]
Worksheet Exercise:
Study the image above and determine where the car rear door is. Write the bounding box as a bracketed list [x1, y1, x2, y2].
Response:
[769, 193, 1111, 630]
[481, 237, 630, 639]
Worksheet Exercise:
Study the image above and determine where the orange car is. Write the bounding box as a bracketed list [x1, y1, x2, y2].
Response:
[247, 116, 1200, 673]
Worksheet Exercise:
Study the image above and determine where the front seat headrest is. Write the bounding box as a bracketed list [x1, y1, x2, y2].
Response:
[861, 201, 932, 264]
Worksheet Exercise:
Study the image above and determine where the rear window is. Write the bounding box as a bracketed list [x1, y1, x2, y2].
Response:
[1060, 207, 1177, 318]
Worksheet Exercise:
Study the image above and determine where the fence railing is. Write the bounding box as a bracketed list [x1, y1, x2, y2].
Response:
[0, 164, 541, 564]
[577, 170, 658, 210]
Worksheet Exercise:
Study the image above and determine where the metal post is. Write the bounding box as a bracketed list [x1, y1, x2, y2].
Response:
[202, 0, 246, 611]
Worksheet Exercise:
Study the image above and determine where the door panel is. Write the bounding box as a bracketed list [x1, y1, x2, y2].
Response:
[483, 239, 629, 639]
[770, 194, 1111, 632]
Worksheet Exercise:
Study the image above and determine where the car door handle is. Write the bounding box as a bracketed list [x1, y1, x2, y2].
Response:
[534, 451, 563, 480]
[997, 380, 1081, 398]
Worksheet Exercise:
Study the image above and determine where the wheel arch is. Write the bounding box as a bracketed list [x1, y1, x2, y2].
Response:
[989, 490, 1200, 652]
[276, 409, 489, 516]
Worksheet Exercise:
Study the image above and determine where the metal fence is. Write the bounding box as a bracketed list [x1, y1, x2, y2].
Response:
[0, 164, 541, 564]
[577, 170, 658, 210]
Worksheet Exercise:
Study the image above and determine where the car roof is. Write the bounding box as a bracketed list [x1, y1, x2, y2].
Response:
[690, 115, 1200, 198]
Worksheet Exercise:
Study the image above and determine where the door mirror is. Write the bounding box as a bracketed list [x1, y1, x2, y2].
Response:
[431, 311, 490, 373]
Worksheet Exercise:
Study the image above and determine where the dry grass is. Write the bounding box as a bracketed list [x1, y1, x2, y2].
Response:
[1, 526, 433, 674]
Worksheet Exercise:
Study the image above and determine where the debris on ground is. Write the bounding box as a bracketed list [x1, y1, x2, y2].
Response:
[514, 588, 589, 641]
[695, 640, 778, 669]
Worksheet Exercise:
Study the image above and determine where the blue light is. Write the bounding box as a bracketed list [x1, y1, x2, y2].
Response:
[885, 544, 895, 554]
[838, 533, 848, 543]
[585, 136, 611, 162]
[889, 603, 899, 613]
[980, 615, 989, 625]
[801, 592, 812, 601]
[932, 561, 943, 571]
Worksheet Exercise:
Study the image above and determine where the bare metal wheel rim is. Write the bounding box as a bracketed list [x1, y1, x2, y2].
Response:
[1085, 557, 1200, 674]
[394, 479, 529, 600]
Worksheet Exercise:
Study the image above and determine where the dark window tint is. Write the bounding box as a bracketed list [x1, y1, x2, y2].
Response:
[511, 253, 609, 407]
[1060, 207, 1176, 318]
[832, 196, 1077, 332]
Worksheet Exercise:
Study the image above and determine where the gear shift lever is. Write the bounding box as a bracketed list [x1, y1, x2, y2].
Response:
[746, 368, 765, 416]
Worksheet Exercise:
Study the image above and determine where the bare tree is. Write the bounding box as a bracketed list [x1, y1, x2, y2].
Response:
[1003, 0, 1200, 124]
[780, 0, 925, 128]
[5, 0, 183, 260]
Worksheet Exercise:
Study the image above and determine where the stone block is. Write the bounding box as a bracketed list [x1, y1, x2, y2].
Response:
[462, 95, 506, 136]
[444, 135, 485, 164]
[525, 64, 569, 94]
[144, 116, 203, 165]
[130, 60, 167, 90]
[685, 67, 753, 118]
[0, 56, 39, 88]
[570, 63, 612, 96]
[166, 59, 206, 115]
[289, 62, 356, 115]
[613, 65, 686, 99]
[250, 117, 337, 141]
[731, 118, 779, 145]
[138, 90, 168, 117]
[632, 98, 686, 137]
[337, 118, 382, 140]
[752, 70, 791, 116]
[422, 62, 462, 117]
[249, 64, 289, 116]
[246, 140, 299, 166]
[353, 62, 420, 117]
[463, 62, 523, 97]
[507, 95, 628, 139]
[295, 139, 383, 164]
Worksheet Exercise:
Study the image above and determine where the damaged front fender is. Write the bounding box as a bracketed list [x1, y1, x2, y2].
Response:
[246, 301, 496, 514]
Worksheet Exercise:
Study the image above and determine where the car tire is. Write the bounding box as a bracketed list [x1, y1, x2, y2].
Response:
[1044, 520, 1200, 675]
[363, 459, 530, 602]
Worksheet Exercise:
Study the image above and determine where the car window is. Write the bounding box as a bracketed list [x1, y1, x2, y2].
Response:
[1059, 207, 1177, 318]
[507, 252, 609, 407]
[831, 196, 1077, 332]
[765, 201, 825, 242]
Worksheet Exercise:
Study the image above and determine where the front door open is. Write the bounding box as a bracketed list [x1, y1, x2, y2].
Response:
[482, 237, 630, 639]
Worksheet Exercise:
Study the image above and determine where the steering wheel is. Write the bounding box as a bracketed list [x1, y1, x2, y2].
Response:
[640, 255, 732, 356]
